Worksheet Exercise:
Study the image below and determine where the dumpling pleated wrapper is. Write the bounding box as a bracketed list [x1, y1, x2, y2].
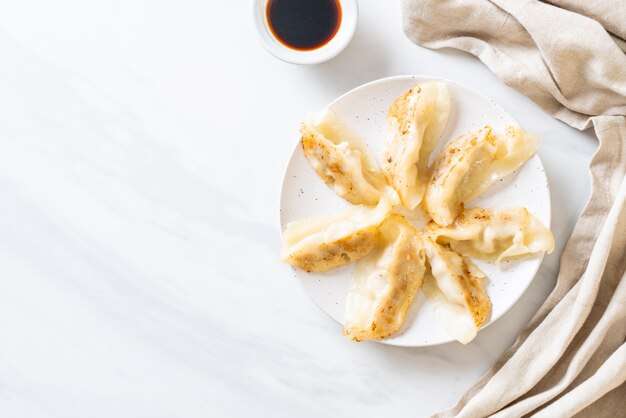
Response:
[280, 193, 394, 272]
[423, 125, 539, 226]
[300, 109, 386, 205]
[429, 207, 555, 263]
[422, 236, 491, 344]
[342, 215, 426, 341]
[381, 81, 451, 209]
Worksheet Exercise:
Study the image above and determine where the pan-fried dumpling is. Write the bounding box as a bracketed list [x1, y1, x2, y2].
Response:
[429, 207, 555, 263]
[343, 215, 426, 341]
[301, 109, 386, 205]
[381, 82, 451, 209]
[423, 125, 539, 226]
[280, 193, 394, 272]
[422, 236, 491, 344]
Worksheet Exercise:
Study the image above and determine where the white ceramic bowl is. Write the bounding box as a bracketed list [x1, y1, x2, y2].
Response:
[251, 0, 358, 65]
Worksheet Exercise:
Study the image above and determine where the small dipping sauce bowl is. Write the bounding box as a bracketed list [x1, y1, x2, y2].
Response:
[251, 0, 358, 65]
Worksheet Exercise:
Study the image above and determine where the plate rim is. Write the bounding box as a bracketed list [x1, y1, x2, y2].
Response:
[278, 74, 551, 347]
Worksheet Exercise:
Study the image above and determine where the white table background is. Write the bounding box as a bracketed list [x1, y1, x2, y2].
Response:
[0, 1, 597, 417]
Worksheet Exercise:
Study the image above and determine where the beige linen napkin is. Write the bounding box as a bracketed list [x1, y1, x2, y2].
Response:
[402, 0, 626, 416]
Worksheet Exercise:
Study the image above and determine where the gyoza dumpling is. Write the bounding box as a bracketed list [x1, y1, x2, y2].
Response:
[429, 207, 555, 263]
[381, 82, 451, 209]
[423, 125, 538, 226]
[301, 109, 386, 205]
[423, 126, 496, 225]
[422, 236, 491, 344]
[280, 193, 394, 272]
[343, 215, 426, 341]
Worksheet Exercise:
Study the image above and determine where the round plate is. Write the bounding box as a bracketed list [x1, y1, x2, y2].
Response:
[279, 75, 551, 347]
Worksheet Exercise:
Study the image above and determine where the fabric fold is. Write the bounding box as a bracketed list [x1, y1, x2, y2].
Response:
[402, 0, 626, 416]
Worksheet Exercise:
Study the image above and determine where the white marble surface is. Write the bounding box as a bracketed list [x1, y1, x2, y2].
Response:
[0, 1, 598, 417]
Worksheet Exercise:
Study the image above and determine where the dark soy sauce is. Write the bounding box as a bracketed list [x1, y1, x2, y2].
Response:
[266, 0, 342, 51]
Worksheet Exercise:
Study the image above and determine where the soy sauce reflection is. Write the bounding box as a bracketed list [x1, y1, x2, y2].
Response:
[266, 0, 342, 51]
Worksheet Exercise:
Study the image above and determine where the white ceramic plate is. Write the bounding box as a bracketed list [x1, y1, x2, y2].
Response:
[280, 75, 551, 347]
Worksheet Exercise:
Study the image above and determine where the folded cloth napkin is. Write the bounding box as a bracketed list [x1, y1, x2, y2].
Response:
[402, 0, 626, 417]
